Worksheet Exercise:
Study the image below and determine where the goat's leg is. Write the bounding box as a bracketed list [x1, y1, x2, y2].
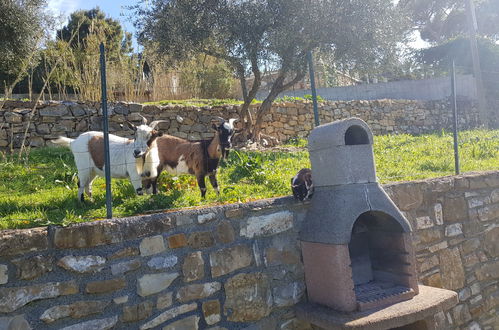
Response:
[197, 175, 207, 198]
[76, 169, 91, 202]
[151, 177, 159, 195]
[142, 178, 152, 194]
[208, 173, 220, 196]
[85, 172, 97, 200]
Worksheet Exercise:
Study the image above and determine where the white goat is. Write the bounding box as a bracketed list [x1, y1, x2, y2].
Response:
[53, 117, 164, 201]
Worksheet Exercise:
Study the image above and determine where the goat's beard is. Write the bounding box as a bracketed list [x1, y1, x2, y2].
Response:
[136, 155, 145, 176]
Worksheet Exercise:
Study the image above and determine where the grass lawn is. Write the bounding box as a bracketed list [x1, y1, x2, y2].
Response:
[1, 129, 498, 229]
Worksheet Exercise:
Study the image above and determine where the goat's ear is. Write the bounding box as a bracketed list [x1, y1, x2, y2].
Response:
[151, 129, 162, 138]
[125, 121, 137, 131]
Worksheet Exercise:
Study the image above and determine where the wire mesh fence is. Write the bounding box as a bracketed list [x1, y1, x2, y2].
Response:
[2, 51, 499, 226]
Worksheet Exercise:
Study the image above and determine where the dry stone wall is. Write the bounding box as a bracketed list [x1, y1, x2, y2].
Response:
[0, 98, 480, 150]
[0, 171, 497, 329]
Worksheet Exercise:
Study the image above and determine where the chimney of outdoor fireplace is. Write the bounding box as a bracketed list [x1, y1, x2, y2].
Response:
[300, 118, 419, 313]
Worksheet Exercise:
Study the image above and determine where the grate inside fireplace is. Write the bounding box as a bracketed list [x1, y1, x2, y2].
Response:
[355, 281, 415, 311]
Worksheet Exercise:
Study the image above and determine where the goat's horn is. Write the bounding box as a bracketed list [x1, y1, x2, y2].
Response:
[138, 114, 148, 125]
[149, 120, 168, 130]
[212, 116, 225, 123]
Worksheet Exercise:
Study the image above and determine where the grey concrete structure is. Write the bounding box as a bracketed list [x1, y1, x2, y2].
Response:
[257, 74, 477, 101]
[307, 118, 376, 187]
[297, 118, 458, 327]
[302, 118, 411, 244]
[300, 183, 411, 245]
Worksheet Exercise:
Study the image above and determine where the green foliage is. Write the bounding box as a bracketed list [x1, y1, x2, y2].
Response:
[226, 151, 266, 184]
[419, 37, 499, 71]
[1, 129, 498, 229]
[57, 7, 131, 58]
[198, 62, 235, 99]
[0, 0, 48, 88]
[399, 0, 499, 43]
[418, 37, 499, 99]
[373, 129, 499, 181]
[144, 99, 261, 107]
[282, 137, 308, 148]
[35, 9, 143, 102]
[178, 55, 237, 99]
[303, 94, 324, 102]
[275, 95, 324, 103]
[137, 0, 405, 128]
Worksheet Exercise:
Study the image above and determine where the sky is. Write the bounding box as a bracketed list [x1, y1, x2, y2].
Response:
[47, 0, 430, 51]
[47, 0, 141, 48]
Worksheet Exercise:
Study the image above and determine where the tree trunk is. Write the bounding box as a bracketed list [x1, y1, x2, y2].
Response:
[252, 90, 281, 141]
[237, 55, 262, 139]
[251, 71, 306, 142]
[28, 71, 33, 101]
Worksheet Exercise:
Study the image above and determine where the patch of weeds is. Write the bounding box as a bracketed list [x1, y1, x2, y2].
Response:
[275, 95, 325, 103]
[144, 98, 262, 107]
[418, 159, 453, 172]
[462, 137, 498, 159]
[303, 94, 324, 102]
[283, 137, 308, 147]
[227, 151, 266, 184]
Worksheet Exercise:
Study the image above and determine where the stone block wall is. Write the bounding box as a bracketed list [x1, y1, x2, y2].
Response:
[385, 172, 499, 329]
[0, 98, 480, 150]
[0, 171, 497, 329]
[0, 198, 308, 330]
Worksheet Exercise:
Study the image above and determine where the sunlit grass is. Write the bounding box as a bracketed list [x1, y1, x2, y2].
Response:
[143, 98, 261, 107]
[0, 129, 498, 229]
[374, 129, 499, 182]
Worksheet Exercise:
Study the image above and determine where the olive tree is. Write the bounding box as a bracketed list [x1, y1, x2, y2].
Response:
[137, 0, 404, 140]
[0, 0, 49, 95]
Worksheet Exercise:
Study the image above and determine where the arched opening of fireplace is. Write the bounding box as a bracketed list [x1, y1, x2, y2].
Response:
[349, 211, 415, 310]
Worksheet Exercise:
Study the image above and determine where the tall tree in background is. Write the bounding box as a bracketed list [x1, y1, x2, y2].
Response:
[57, 7, 133, 58]
[419, 37, 499, 102]
[45, 8, 136, 101]
[137, 0, 404, 141]
[401, 0, 499, 126]
[399, 0, 499, 43]
[0, 0, 49, 93]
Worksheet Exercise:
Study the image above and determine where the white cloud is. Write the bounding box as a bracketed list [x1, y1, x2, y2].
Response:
[47, 0, 80, 21]
[45, 0, 80, 38]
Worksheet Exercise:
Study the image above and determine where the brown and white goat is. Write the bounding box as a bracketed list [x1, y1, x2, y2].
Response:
[53, 116, 164, 201]
[141, 117, 237, 198]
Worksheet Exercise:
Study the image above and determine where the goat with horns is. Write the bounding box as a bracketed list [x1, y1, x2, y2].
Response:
[53, 115, 165, 202]
[141, 117, 237, 198]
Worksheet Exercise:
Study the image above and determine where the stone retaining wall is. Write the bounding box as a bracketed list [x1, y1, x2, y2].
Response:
[0, 171, 497, 329]
[0, 98, 480, 150]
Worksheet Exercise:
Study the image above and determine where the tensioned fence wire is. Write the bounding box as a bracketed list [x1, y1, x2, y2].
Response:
[2, 63, 499, 223]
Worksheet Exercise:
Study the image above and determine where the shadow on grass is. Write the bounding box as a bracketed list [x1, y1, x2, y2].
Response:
[0, 184, 187, 229]
[118, 190, 185, 215]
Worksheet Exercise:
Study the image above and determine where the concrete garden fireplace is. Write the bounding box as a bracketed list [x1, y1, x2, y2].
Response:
[297, 118, 457, 329]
